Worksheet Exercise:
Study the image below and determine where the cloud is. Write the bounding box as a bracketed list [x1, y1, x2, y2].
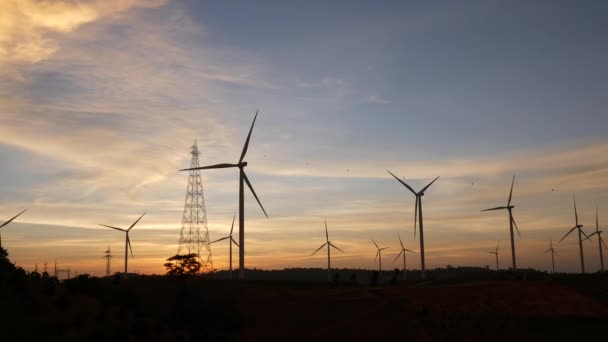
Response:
[0, 0, 167, 67]
[366, 95, 390, 104]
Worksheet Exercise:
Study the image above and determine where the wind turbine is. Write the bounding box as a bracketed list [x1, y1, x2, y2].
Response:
[386, 170, 439, 280]
[100, 212, 145, 275]
[487, 241, 500, 270]
[481, 176, 521, 270]
[0, 209, 27, 249]
[584, 207, 607, 272]
[372, 240, 389, 273]
[393, 233, 415, 281]
[180, 111, 268, 280]
[211, 213, 240, 279]
[559, 196, 590, 273]
[311, 220, 344, 283]
[544, 238, 557, 273]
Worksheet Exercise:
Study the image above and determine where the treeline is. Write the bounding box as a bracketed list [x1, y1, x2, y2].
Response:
[210, 266, 551, 285]
[0, 247, 241, 341]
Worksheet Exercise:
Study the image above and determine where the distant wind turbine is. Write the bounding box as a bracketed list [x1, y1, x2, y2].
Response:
[584, 207, 607, 272]
[487, 241, 500, 270]
[386, 170, 439, 279]
[180, 111, 268, 280]
[311, 220, 344, 283]
[0, 209, 27, 249]
[393, 233, 415, 281]
[544, 238, 557, 273]
[100, 212, 146, 275]
[559, 196, 590, 273]
[482, 176, 521, 270]
[211, 213, 240, 279]
[372, 240, 389, 273]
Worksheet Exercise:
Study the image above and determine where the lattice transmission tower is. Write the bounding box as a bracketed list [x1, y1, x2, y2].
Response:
[177, 140, 213, 273]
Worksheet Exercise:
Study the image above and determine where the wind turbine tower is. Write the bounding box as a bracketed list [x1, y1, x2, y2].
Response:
[544, 238, 557, 273]
[211, 214, 239, 279]
[372, 240, 389, 273]
[311, 220, 344, 283]
[559, 196, 589, 273]
[488, 241, 500, 270]
[394, 233, 415, 281]
[387, 170, 439, 279]
[482, 176, 521, 270]
[181, 111, 268, 280]
[585, 207, 606, 272]
[178, 140, 214, 273]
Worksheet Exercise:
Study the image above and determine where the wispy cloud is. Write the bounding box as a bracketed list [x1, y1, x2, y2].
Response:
[366, 95, 390, 104]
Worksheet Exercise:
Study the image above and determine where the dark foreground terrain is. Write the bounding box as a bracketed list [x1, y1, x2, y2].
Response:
[2, 253, 607, 341]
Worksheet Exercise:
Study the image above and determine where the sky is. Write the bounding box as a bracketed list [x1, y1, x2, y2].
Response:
[1, 0, 608, 276]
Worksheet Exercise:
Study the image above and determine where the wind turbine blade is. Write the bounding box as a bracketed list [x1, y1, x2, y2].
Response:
[311, 243, 327, 256]
[496, 240, 500, 253]
[330, 243, 344, 253]
[398, 232, 404, 249]
[239, 110, 258, 163]
[243, 171, 269, 218]
[99, 224, 126, 232]
[601, 236, 608, 250]
[231, 237, 240, 247]
[325, 220, 329, 242]
[0, 209, 27, 228]
[375, 250, 379, 261]
[180, 163, 239, 171]
[559, 226, 577, 242]
[372, 240, 379, 249]
[574, 195, 579, 225]
[414, 196, 418, 239]
[511, 216, 521, 237]
[481, 206, 508, 212]
[581, 229, 591, 240]
[420, 176, 440, 193]
[230, 213, 236, 236]
[544, 248, 551, 254]
[127, 235, 134, 258]
[211, 236, 230, 244]
[128, 212, 146, 231]
[585, 231, 598, 240]
[386, 170, 417, 195]
[404, 248, 416, 253]
[394, 250, 404, 262]
[381, 247, 390, 251]
[507, 175, 515, 206]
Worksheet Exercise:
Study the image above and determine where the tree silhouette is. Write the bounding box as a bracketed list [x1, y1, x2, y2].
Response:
[164, 253, 201, 276]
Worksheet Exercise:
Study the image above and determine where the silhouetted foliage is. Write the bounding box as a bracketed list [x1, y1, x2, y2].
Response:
[164, 253, 201, 276]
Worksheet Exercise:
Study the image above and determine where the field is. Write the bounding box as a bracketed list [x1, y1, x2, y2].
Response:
[2, 255, 608, 342]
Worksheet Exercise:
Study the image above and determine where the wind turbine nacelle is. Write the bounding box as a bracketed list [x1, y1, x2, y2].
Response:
[239, 162, 248, 168]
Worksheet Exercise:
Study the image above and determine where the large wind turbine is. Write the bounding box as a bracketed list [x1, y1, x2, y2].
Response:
[372, 240, 389, 273]
[386, 170, 439, 279]
[544, 238, 557, 273]
[100, 212, 145, 275]
[181, 111, 268, 280]
[393, 233, 415, 281]
[0, 209, 27, 249]
[311, 220, 344, 283]
[559, 196, 590, 273]
[211, 214, 240, 279]
[585, 207, 606, 272]
[482, 176, 521, 270]
[487, 241, 500, 270]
